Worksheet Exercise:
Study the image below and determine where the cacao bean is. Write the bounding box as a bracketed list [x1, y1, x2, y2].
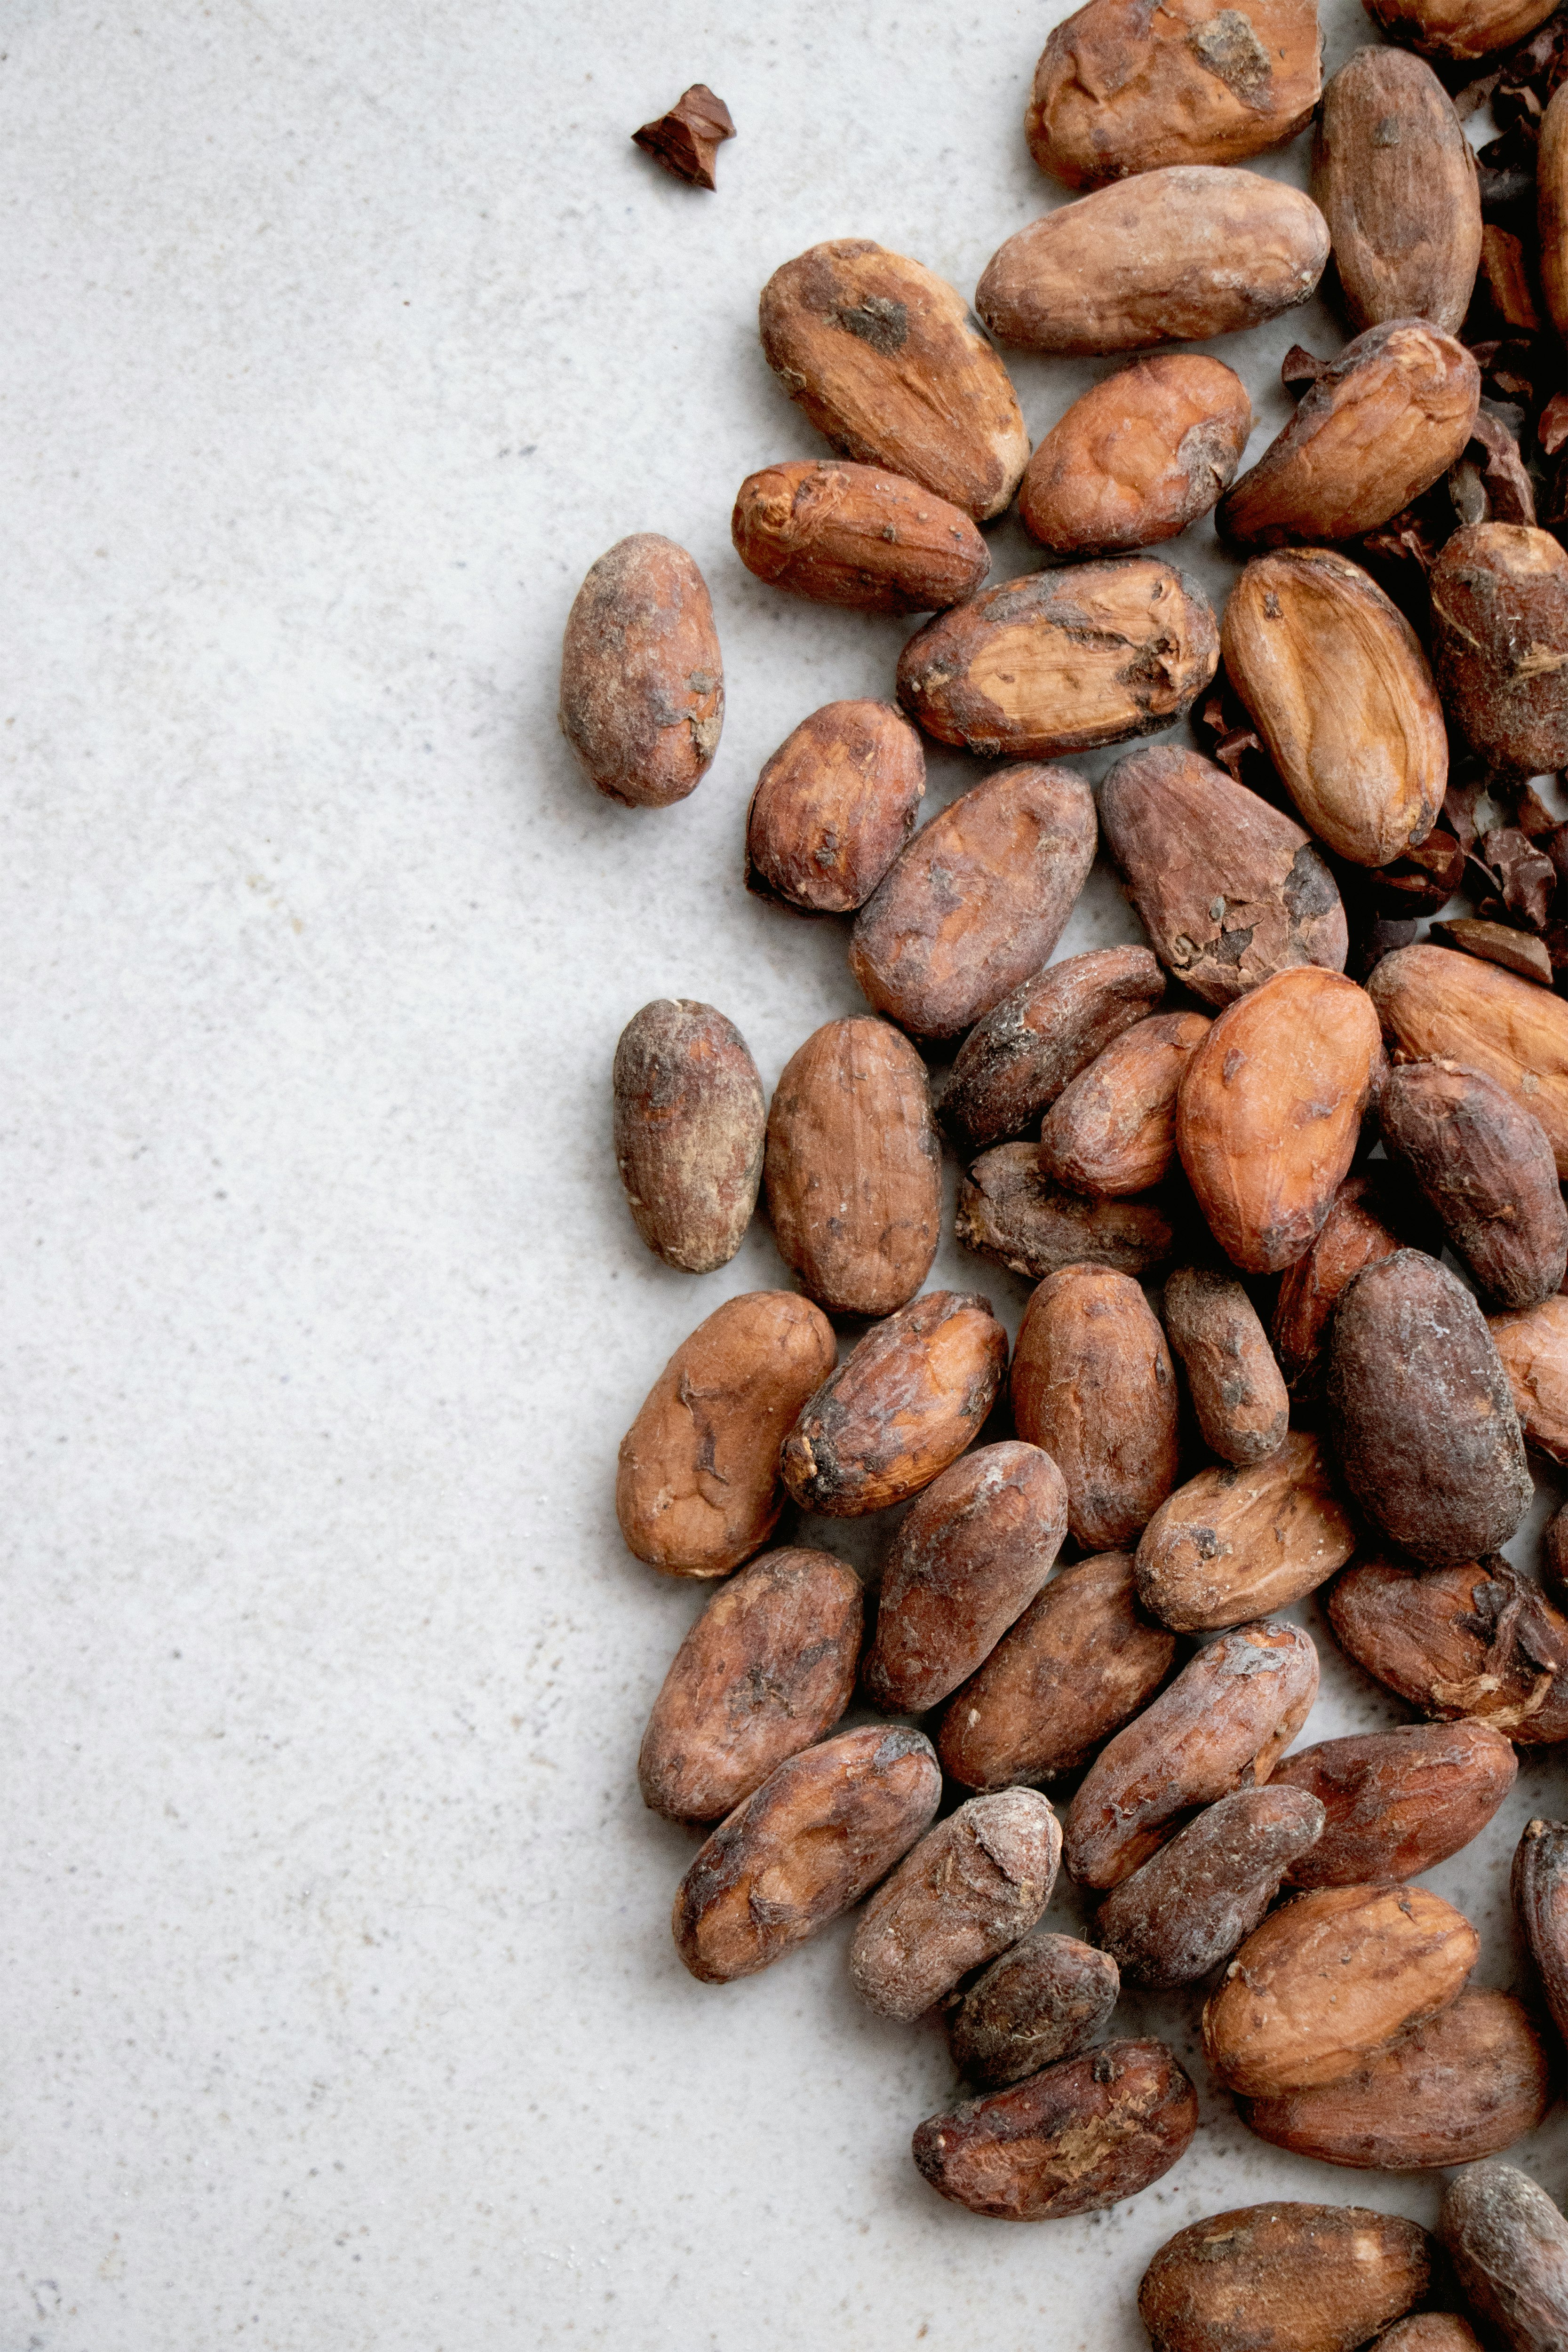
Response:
[1372, 2321, 1483, 2352]
[1019, 355, 1252, 557]
[1010, 1264, 1179, 1549]
[1312, 48, 1482, 336]
[1366, 0, 1556, 60]
[1272, 1169, 1433, 1398]
[558, 534, 723, 807]
[1274, 1719, 1519, 1887]
[1493, 1295, 1568, 1462]
[612, 999, 765, 1272]
[1441, 2161, 1568, 2352]
[731, 460, 989, 612]
[1327, 1554, 1568, 1745]
[744, 700, 925, 915]
[1094, 1784, 1326, 1987]
[942, 943, 1166, 1156]
[1139, 2202, 1433, 2352]
[947, 1932, 1120, 2088]
[1543, 81, 1568, 345]
[1160, 1262, 1289, 1466]
[1039, 1012, 1211, 1199]
[1513, 1816, 1568, 2047]
[1431, 523, 1568, 781]
[1134, 1431, 1355, 1632]
[1369, 943, 1568, 1179]
[849, 1788, 1061, 2021]
[955, 1145, 1181, 1283]
[1381, 1060, 1568, 1310]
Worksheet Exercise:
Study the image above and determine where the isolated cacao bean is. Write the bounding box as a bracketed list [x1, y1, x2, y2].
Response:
[1272, 1170, 1433, 1397]
[731, 460, 989, 612]
[1139, 2203, 1433, 2352]
[1312, 48, 1482, 336]
[1039, 1012, 1211, 1199]
[1011, 1265, 1178, 1549]
[1019, 356, 1252, 557]
[849, 763, 1097, 1038]
[1381, 1060, 1568, 1310]
[942, 944, 1166, 1155]
[1161, 1263, 1289, 1466]
[780, 1289, 1008, 1516]
[850, 1788, 1061, 2021]
[744, 700, 925, 914]
[956, 1146, 1181, 1283]
[1135, 1432, 1355, 1632]
[1094, 1785, 1326, 1987]
[1369, 944, 1568, 1179]
[1431, 524, 1568, 781]
[947, 1932, 1120, 2088]
[616, 1290, 837, 1577]
[1513, 1816, 1568, 2047]
[1492, 1295, 1568, 1462]
[1274, 1719, 1519, 1888]
[612, 1000, 765, 1272]
[559, 534, 723, 807]
[1441, 2161, 1568, 2352]
[1328, 1555, 1568, 1745]
[1366, 0, 1556, 60]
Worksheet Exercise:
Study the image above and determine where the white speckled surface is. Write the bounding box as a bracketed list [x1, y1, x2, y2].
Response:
[6, 3, 1568, 2346]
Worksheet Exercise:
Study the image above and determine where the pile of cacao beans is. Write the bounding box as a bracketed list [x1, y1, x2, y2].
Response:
[563, 0, 1568, 2341]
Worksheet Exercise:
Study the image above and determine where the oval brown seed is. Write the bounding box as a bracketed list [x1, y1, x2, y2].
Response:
[896, 561, 1219, 760]
[1039, 1012, 1212, 1199]
[1139, 2203, 1433, 2352]
[1441, 2162, 1568, 2352]
[1273, 1170, 1435, 1399]
[1064, 1618, 1319, 1889]
[942, 945, 1166, 1156]
[1160, 1262, 1289, 1466]
[1329, 1555, 1568, 1745]
[1381, 1060, 1568, 1310]
[1366, 0, 1555, 59]
[1513, 1817, 1568, 2047]
[1019, 356, 1252, 558]
[1491, 1295, 1568, 1464]
[912, 2038, 1197, 2221]
[1431, 523, 1568, 782]
[763, 1016, 940, 1316]
[757, 240, 1029, 522]
[1274, 1720, 1519, 1888]
[671, 1724, 940, 1983]
[744, 700, 925, 914]
[730, 460, 989, 613]
[1311, 48, 1482, 336]
[849, 763, 1097, 1039]
[1094, 1785, 1326, 1988]
[1026, 0, 1322, 189]
[1544, 81, 1568, 345]
[616, 1290, 837, 1577]
[863, 1441, 1068, 1714]
[1218, 320, 1480, 548]
[956, 1146, 1181, 1284]
[612, 999, 765, 1272]
[1135, 1431, 1354, 1632]
[947, 1932, 1121, 2088]
[558, 533, 723, 807]
[1327, 1250, 1531, 1568]
[1221, 548, 1445, 867]
[780, 1288, 1009, 1517]
[637, 1548, 864, 1824]
[1369, 943, 1568, 1178]
[976, 169, 1329, 353]
[1177, 967, 1383, 1273]
[1372, 2319, 1484, 2352]
[1098, 745, 1347, 1009]
[849, 1788, 1061, 2022]
[1011, 1265, 1179, 1550]
[1202, 1882, 1479, 2096]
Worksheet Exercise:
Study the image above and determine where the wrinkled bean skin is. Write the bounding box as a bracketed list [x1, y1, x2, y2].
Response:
[1328, 1554, 1568, 1746]
[1095, 1785, 1326, 1988]
[956, 1146, 1181, 1284]
[1512, 1817, 1568, 2048]
[1139, 2203, 1433, 2352]
[612, 999, 766, 1272]
[1134, 1433, 1355, 1633]
[1274, 1720, 1518, 1888]
[849, 1788, 1061, 2021]
[947, 1932, 1120, 2088]
[1441, 2161, 1568, 2352]
[942, 945, 1166, 1156]
[1010, 1265, 1178, 1550]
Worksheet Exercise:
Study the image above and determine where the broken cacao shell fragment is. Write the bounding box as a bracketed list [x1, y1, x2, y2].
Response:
[947, 1932, 1120, 2088]
[612, 999, 765, 1273]
[1019, 356, 1252, 558]
[1159, 1262, 1289, 1466]
[1380, 1059, 1568, 1309]
[1311, 48, 1482, 336]
[1369, 944, 1568, 1176]
[1139, 2203, 1433, 2352]
[1010, 1264, 1179, 1550]
[1094, 1784, 1326, 1987]
[1491, 1294, 1568, 1461]
[1134, 1431, 1354, 1632]
[1429, 917, 1555, 986]
[1328, 1554, 1568, 1744]
[1430, 523, 1568, 781]
[559, 534, 724, 807]
[942, 945, 1166, 1156]
[1038, 1012, 1211, 1199]
[1441, 2161, 1568, 2352]
[744, 700, 925, 914]
[1512, 1816, 1568, 2045]
[955, 1147, 1181, 1284]
[1274, 1720, 1518, 1887]
[631, 83, 735, 190]
[849, 1788, 1061, 2021]
[731, 460, 989, 613]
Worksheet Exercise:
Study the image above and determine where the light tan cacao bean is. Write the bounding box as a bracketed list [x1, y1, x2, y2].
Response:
[1010, 1264, 1178, 1550]
[558, 534, 723, 806]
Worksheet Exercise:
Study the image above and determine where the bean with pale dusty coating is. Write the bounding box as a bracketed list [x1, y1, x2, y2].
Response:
[947, 1933, 1119, 2088]
[612, 999, 765, 1272]
[1095, 1785, 1325, 1987]
[849, 1788, 1061, 2021]
[1441, 2161, 1568, 2352]
[1162, 1263, 1288, 1466]
[1134, 1432, 1355, 1632]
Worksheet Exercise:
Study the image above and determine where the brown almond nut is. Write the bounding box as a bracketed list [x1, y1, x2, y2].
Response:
[1019, 357, 1253, 558]
[1329, 1555, 1568, 1745]
[1202, 1882, 1480, 2096]
[1273, 1171, 1434, 1400]
[849, 764, 1098, 1039]
[743, 700, 925, 914]
[763, 1016, 940, 1316]
[558, 534, 723, 807]
[1327, 1250, 1531, 1567]
[730, 461, 989, 613]
[956, 1146, 1182, 1284]
[1221, 549, 1445, 868]
[1311, 49, 1482, 336]
[1218, 321, 1481, 548]
[947, 1932, 1121, 2088]
[849, 1788, 1061, 2021]
[757, 240, 1029, 522]
[863, 1441, 1068, 1714]
[1372, 2320, 1484, 2352]
[1441, 2162, 1568, 2352]
[1369, 944, 1568, 1179]
[1544, 83, 1568, 344]
[896, 562, 1219, 760]
[671, 1724, 940, 1983]
[1094, 1785, 1327, 1988]
[1011, 1265, 1179, 1549]
[1492, 1295, 1568, 1464]
[636, 1548, 864, 1825]
[1039, 1013, 1212, 1199]
[616, 1290, 837, 1577]
[1098, 746, 1347, 1009]
[1160, 1263, 1289, 1467]
[1135, 1432, 1354, 1632]
[1381, 1060, 1568, 1310]
[1274, 1720, 1519, 1888]
[976, 169, 1328, 354]
[912, 2038, 1198, 2221]
[1366, 0, 1556, 60]
[1513, 1817, 1568, 2047]
[612, 1000, 765, 1272]
[1241, 1989, 1551, 2171]
[938, 1548, 1179, 1792]
[1026, 0, 1322, 190]
[780, 1289, 1009, 1517]
[1176, 967, 1383, 1273]
[1430, 524, 1568, 781]
[942, 945, 1167, 1155]
[1064, 1618, 1319, 1889]
[1139, 2203, 1433, 2352]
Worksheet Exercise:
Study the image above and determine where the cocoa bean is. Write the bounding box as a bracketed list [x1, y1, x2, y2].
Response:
[1495, 1296, 1568, 1462]
[947, 1932, 1120, 2088]
[780, 1288, 1008, 1517]
[942, 944, 1166, 1156]
[637, 1547, 864, 1824]
[1010, 1264, 1178, 1550]
[1431, 524, 1568, 781]
[1372, 2321, 1483, 2352]
[1135, 1431, 1355, 1631]
[1327, 1554, 1568, 1745]
[1543, 82, 1568, 346]
[912, 2038, 1197, 2220]
[1441, 2161, 1568, 2352]
[731, 460, 989, 613]
[1160, 1263, 1289, 1467]
[1094, 1785, 1326, 1988]
[1141, 2203, 1432, 2352]
[1272, 1170, 1433, 1398]
[616, 1290, 837, 1577]
[763, 1016, 940, 1315]
[1019, 356, 1252, 557]
[612, 999, 765, 1272]
[1366, 0, 1556, 60]
[1312, 49, 1482, 336]
[1274, 1719, 1519, 1887]
[848, 763, 1097, 1039]
[955, 1146, 1181, 1283]
[849, 1788, 1061, 2021]
[863, 1441, 1068, 1714]
[558, 534, 723, 807]
[1039, 1012, 1211, 1199]
[672, 1724, 940, 1983]
[1369, 943, 1568, 1178]
[1512, 1816, 1568, 2046]
[744, 700, 925, 914]
[1381, 1060, 1568, 1310]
